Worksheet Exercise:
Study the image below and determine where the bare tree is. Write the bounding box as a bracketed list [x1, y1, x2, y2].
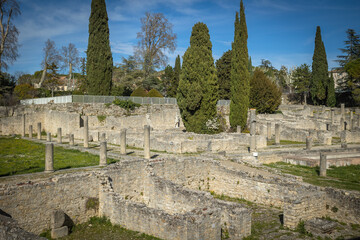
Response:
[0, 0, 20, 72]
[135, 12, 176, 79]
[61, 43, 79, 90]
[39, 39, 60, 88]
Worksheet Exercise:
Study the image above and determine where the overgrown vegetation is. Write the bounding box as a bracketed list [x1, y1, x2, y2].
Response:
[265, 162, 360, 191]
[112, 99, 140, 110]
[0, 137, 116, 176]
[97, 115, 106, 122]
[40, 216, 162, 240]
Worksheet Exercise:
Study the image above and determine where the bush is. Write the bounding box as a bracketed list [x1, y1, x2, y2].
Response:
[13, 84, 37, 100]
[250, 69, 281, 113]
[130, 86, 147, 97]
[147, 88, 163, 98]
[112, 99, 140, 110]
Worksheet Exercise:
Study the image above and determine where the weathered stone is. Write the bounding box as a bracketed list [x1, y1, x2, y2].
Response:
[306, 136, 312, 150]
[47, 132, 51, 142]
[341, 103, 345, 117]
[249, 135, 256, 152]
[100, 133, 106, 142]
[51, 226, 68, 239]
[29, 125, 33, 139]
[144, 125, 150, 159]
[69, 134, 74, 146]
[237, 125, 241, 133]
[120, 129, 126, 155]
[267, 122, 271, 140]
[51, 210, 65, 229]
[320, 153, 327, 177]
[340, 131, 347, 149]
[84, 116, 89, 148]
[305, 218, 337, 235]
[45, 143, 54, 173]
[250, 109, 256, 136]
[57, 128, 62, 144]
[100, 141, 107, 166]
[37, 122, 42, 140]
[275, 124, 280, 145]
[22, 114, 25, 137]
[330, 109, 335, 124]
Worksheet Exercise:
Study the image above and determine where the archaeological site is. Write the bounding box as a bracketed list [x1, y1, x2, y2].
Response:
[0, 97, 360, 239]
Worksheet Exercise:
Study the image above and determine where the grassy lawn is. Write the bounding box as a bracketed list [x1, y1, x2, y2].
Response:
[267, 139, 305, 146]
[265, 162, 360, 192]
[40, 216, 162, 240]
[0, 136, 116, 177]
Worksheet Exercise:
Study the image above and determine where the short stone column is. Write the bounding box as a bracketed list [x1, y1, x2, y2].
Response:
[47, 132, 51, 142]
[331, 109, 335, 125]
[45, 143, 54, 173]
[340, 117, 345, 131]
[22, 114, 26, 137]
[319, 153, 327, 177]
[237, 125, 241, 133]
[29, 125, 33, 139]
[267, 122, 271, 140]
[100, 133, 106, 142]
[120, 129, 127, 155]
[69, 134, 74, 146]
[144, 125, 150, 159]
[275, 123, 280, 145]
[57, 128, 62, 144]
[37, 122, 42, 140]
[306, 136, 312, 150]
[249, 135, 256, 152]
[250, 109, 256, 136]
[51, 210, 68, 239]
[84, 116, 89, 148]
[340, 130, 347, 149]
[341, 103, 345, 117]
[99, 141, 107, 166]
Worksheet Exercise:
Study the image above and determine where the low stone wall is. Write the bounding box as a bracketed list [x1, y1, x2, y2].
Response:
[0, 171, 99, 234]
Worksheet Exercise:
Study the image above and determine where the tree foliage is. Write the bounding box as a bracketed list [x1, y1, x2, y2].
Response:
[230, 0, 250, 130]
[291, 64, 311, 104]
[216, 50, 232, 100]
[39, 39, 60, 88]
[87, 0, 113, 95]
[130, 86, 147, 97]
[147, 88, 163, 98]
[310, 26, 328, 105]
[177, 22, 219, 134]
[336, 29, 360, 68]
[61, 43, 79, 90]
[326, 73, 336, 107]
[13, 83, 36, 100]
[166, 55, 181, 97]
[0, 0, 20, 72]
[250, 69, 281, 113]
[135, 12, 176, 79]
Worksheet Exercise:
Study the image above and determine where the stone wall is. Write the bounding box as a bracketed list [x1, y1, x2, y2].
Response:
[0, 171, 99, 234]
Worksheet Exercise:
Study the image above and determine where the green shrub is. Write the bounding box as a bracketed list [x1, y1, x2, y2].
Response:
[97, 115, 106, 122]
[250, 68, 281, 113]
[130, 86, 147, 97]
[147, 88, 164, 98]
[113, 99, 140, 110]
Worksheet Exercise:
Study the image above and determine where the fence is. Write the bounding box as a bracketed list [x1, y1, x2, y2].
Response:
[20, 95, 231, 106]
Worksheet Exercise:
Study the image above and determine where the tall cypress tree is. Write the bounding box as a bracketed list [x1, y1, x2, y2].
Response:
[310, 26, 328, 105]
[86, 0, 113, 95]
[177, 22, 218, 133]
[327, 72, 336, 107]
[168, 55, 181, 97]
[230, 0, 250, 130]
[216, 50, 232, 100]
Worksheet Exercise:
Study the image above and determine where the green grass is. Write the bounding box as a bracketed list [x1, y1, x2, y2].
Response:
[267, 139, 305, 146]
[40, 216, 162, 240]
[265, 162, 360, 191]
[0, 136, 117, 176]
[209, 191, 256, 207]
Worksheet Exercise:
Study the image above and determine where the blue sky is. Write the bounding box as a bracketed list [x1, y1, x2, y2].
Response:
[9, 0, 360, 76]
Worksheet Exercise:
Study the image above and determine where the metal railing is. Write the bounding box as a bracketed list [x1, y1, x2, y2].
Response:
[20, 95, 231, 106]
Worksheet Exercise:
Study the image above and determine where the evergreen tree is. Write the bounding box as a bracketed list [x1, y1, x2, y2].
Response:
[336, 29, 360, 67]
[326, 72, 336, 107]
[291, 64, 311, 104]
[248, 56, 253, 76]
[86, 0, 113, 95]
[310, 26, 328, 105]
[216, 50, 232, 100]
[163, 65, 173, 96]
[168, 55, 181, 97]
[177, 22, 219, 133]
[230, 0, 250, 130]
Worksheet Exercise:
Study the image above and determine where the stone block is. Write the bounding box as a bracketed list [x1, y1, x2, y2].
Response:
[51, 210, 65, 229]
[51, 226, 68, 239]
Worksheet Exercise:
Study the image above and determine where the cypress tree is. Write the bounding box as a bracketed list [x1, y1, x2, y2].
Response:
[230, 0, 250, 130]
[168, 55, 181, 97]
[86, 0, 113, 95]
[327, 73, 336, 107]
[310, 26, 328, 105]
[177, 22, 218, 133]
[216, 50, 232, 100]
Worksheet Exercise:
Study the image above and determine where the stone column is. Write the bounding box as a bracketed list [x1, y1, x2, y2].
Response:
[45, 143, 54, 173]
[120, 129, 126, 155]
[340, 130, 347, 149]
[37, 122, 42, 140]
[99, 141, 107, 166]
[144, 125, 150, 159]
[350, 111, 354, 130]
[22, 114, 26, 137]
[69, 134, 74, 146]
[47, 132, 51, 142]
[340, 117, 345, 131]
[319, 153, 327, 177]
[306, 136, 312, 150]
[341, 103, 345, 117]
[331, 109, 335, 125]
[250, 109, 256, 136]
[358, 114, 360, 128]
[249, 135, 256, 152]
[275, 123, 280, 145]
[29, 125, 33, 139]
[236, 126, 241, 133]
[84, 116, 89, 148]
[57, 128, 62, 144]
[267, 122, 271, 140]
[100, 133, 106, 142]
